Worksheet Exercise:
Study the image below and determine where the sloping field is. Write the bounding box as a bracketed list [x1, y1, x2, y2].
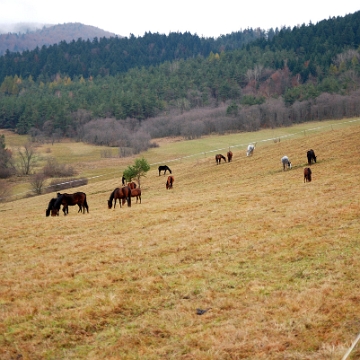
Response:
[1, 121, 360, 359]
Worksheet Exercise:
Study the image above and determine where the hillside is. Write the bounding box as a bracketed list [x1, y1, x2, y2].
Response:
[0, 11, 359, 142]
[1, 119, 360, 359]
[0, 22, 118, 55]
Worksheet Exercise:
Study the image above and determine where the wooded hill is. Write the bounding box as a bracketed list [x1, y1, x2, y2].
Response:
[0, 11, 359, 145]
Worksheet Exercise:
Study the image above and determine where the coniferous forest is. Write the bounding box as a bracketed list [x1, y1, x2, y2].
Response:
[0, 11, 360, 148]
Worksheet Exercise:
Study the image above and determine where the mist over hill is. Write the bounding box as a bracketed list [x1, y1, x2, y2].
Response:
[0, 22, 118, 55]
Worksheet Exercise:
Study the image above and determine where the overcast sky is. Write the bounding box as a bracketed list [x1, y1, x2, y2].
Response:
[0, 0, 359, 38]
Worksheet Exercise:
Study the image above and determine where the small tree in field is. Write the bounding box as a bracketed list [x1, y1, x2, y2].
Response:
[123, 157, 150, 188]
[17, 142, 37, 175]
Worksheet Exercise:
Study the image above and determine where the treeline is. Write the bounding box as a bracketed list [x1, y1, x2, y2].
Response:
[0, 12, 359, 146]
[0, 28, 266, 82]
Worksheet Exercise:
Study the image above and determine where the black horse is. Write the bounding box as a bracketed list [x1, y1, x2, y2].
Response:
[46, 197, 65, 217]
[158, 165, 172, 176]
[307, 149, 317, 165]
[51, 192, 89, 216]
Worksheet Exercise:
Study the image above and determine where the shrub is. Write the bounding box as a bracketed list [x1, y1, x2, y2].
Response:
[43, 158, 76, 177]
[30, 173, 47, 195]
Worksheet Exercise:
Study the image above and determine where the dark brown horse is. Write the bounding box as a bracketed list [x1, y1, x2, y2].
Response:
[127, 181, 137, 189]
[51, 192, 89, 216]
[215, 154, 226, 164]
[131, 188, 142, 203]
[166, 175, 174, 189]
[304, 167, 312, 182]
[108, 186, 131, 209]
[227, 151, 233, 162]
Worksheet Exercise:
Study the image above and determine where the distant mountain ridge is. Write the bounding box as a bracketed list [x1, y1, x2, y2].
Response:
[0, 22, 119, 55]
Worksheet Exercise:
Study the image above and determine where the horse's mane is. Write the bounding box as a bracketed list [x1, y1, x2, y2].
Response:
[109, 188, 118, 202]
[53, 194, 64, 210]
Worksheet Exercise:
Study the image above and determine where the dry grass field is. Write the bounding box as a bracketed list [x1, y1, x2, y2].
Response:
[1, 120, 360, 359]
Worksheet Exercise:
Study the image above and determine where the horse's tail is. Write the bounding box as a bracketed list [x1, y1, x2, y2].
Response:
[83, 194, 89, 213]
[127, 186, 131, 207]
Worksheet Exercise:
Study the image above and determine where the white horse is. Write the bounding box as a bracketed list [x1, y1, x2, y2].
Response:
[281, 156, 292, 170]
[247, 144, 255, 156]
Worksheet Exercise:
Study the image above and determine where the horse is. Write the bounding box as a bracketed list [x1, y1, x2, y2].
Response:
[46, 197, 68, 217]
[307, 149, 317, 165]
[127, 181, 137, 189]
[108, 186, 131, 209]
[281, 156, 292, 171]
[247, 144, 255, 157]
[227, 151, 233, 162]
[166, 175, 174, 189]
[304, 167, 312, 182]
[122, 175, 126, 186]
[215, 154, 226, 164]
[131, 188, 142, 203]
[51, 192, 89, 216]
[158, 165, 172, 176]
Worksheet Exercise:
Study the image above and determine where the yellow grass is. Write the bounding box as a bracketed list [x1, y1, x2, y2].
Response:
[1, 119, 360, 359]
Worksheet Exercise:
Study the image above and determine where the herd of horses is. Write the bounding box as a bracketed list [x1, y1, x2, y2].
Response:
[46, 146, 318, 216]
[215, 145, 317, 182]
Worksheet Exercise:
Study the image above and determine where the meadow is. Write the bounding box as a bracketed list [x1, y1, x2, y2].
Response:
[1, 119, 360, 359]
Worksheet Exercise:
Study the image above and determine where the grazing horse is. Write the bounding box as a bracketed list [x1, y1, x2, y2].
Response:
[127, 181, 137, 189]
[215, 154, 226, 164]
[307, 149, 317, 165]
[281, 156, 292, 171]
[108, 186, 131, 209]
[166, 175, 174, 189]
[46, 197, 68, 217]
[51, 192, 89, 216]
[227, 151, 233, 162]
[247, 144, 255, 157]
[158, 165, 172, 176]
[304, 167, 312, 182]
[131, 188, 142, 203]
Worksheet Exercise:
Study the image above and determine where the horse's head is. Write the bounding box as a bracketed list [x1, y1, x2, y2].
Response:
[51, 208, 59, 216]
[107, 199, 113, 209]
[46, 209, 50, 217]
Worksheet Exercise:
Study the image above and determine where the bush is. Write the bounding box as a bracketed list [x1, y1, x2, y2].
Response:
[43, 158, 76, 177]
[30, 173, 47, 195]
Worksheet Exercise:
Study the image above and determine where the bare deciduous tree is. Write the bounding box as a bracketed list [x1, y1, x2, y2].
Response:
[17, 143, 37, 175]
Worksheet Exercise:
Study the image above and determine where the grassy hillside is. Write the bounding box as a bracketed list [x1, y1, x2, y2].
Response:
[1, 120, 360, 359]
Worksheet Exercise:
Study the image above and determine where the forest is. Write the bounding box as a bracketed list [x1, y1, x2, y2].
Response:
[0, 11, 360, 153]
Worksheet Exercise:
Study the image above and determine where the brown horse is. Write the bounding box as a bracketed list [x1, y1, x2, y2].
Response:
[131, 188, 142, 203]
[108, 186, 131, 209]
[227, 151, 233, 162]
[215, 154, 226, 164]
[304, 167, 312, 182]
[51, 192, 89, 216]
[166, 175, 174, 189]
[128, 181, 137, 189]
